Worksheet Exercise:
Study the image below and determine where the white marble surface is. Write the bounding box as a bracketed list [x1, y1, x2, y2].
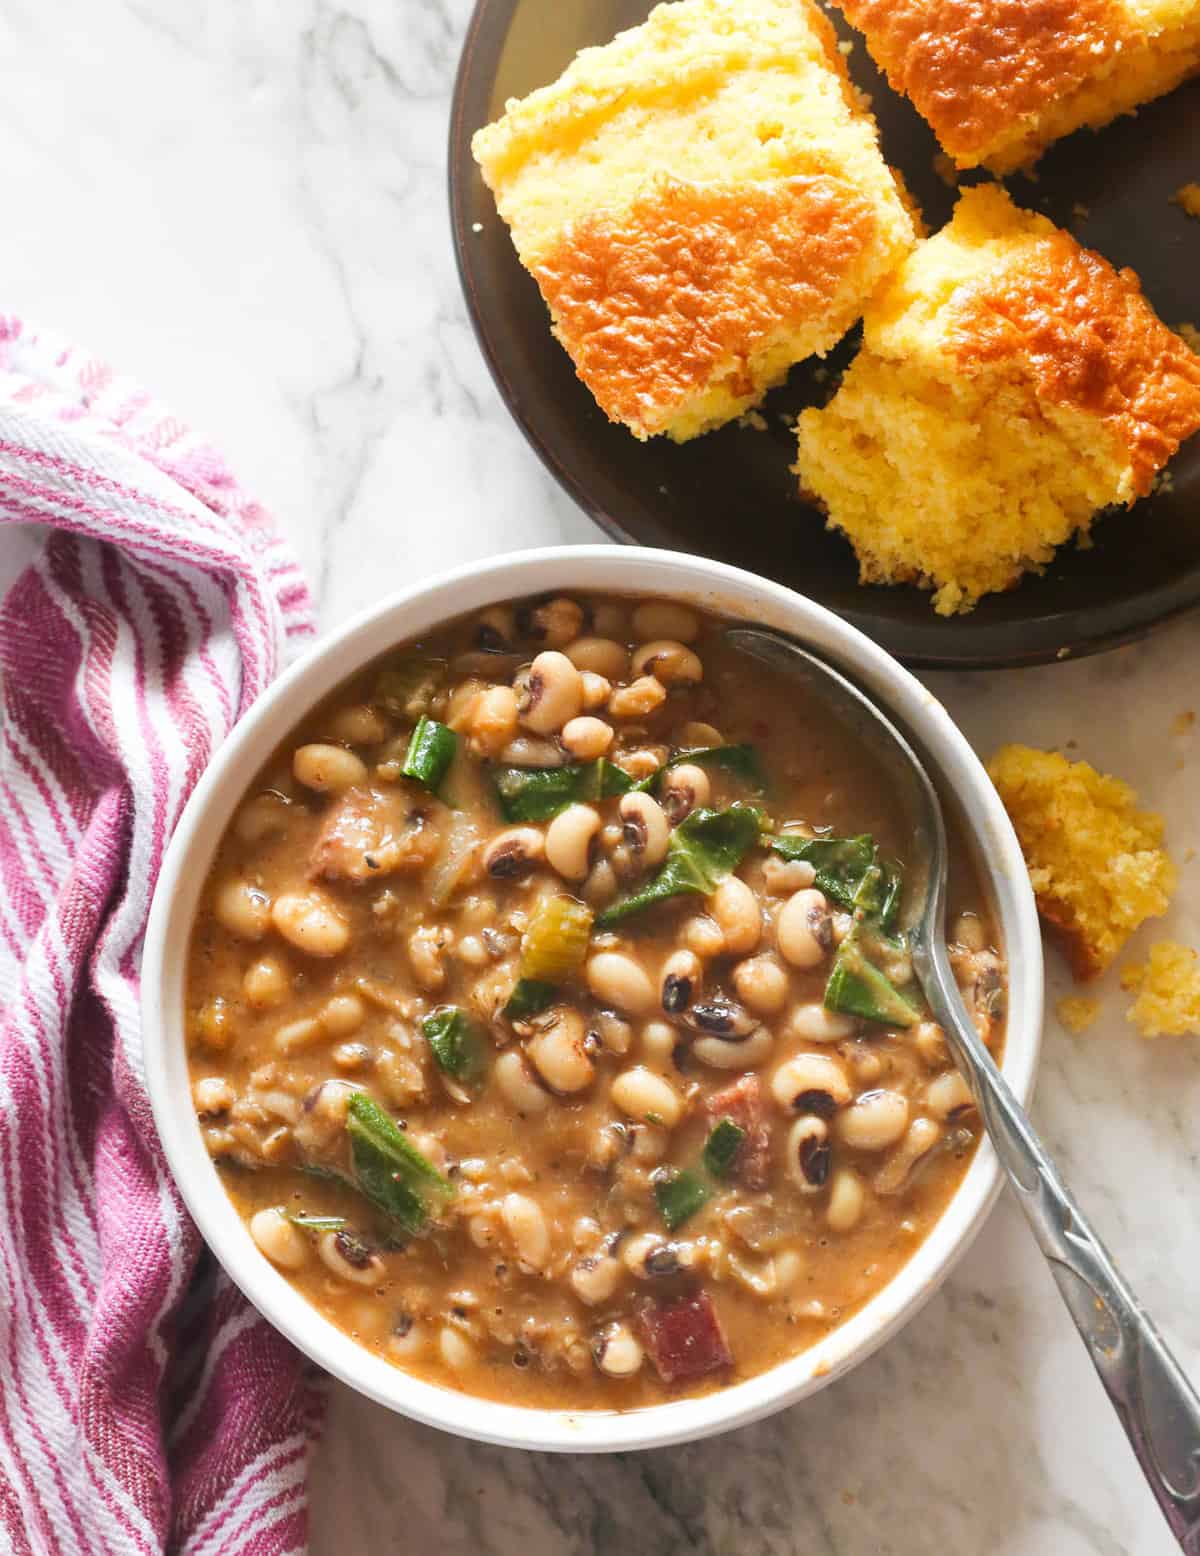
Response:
[1, 3, 1198, 1552]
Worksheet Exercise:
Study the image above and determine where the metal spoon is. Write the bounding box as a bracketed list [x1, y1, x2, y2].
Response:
[728, 625, 1200, 1551]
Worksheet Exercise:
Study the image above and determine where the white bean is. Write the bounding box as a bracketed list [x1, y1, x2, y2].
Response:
[214, 879, 271, 941]
[826, 1168, 866, 1232]
[292, 743, 368, 793]
[610, 1066, 682, 1127]
[271, 891, 350, 957]
[242, 955, 289, 1009]
[546, 803, 601, 880]
[439, 1326, 476, 1370]
[838, 1089, 910, 1151]
[776, 888, 833, 969]
[249, 1208, 309, 1270]
[732, 956, 788, 1015]
[561, 716, 614, 761]
[640, 1020, 679, 1065]
[784, 1002, 858, 1043]
[632, 601, 699, 643]
[579, 671, 612, 710]
[711, 876, 761, 955]
[494, 1050, 551, 1113]
[925, 1070, 975, 1120]
[587, 952, 656, 1015]
[501, 1192, 550, 1272]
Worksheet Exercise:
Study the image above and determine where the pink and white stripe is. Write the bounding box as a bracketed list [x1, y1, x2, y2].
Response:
[0, 318, 323, 1555]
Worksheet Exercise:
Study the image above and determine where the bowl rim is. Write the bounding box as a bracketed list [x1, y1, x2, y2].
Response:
[142, 544, 1044, 1453]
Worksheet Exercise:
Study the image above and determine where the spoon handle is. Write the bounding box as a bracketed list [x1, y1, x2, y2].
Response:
[921, 955, 1200, 1552]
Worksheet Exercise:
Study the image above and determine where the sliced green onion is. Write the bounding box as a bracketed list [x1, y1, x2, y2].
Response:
[701, 1118, 746, 1180]
[400, 715, 458, 794]
[654, 1168, 713, 1231]
[422, 1006, 488, 1089]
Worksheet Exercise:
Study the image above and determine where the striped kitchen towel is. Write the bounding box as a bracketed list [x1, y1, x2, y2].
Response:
[0, 318, 324, 1555]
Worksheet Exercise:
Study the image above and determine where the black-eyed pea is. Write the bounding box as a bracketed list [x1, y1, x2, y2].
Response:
[545, 803, 601, 880]
[771, 1052, 852, 1115]
[346, 1299, 392, 1344]
[594, 1322, 644, 1377]
[407, 925, 452, 991]
[784, 1002, 858, 1043]
[292, 743, 369, 793]
[271, 890, 349, 957]
[640, 1019, 679, 1066]
[630, 1124, 669, 1163]
[326, 704, 389, 745]
[711, 875, 761, 955]
[317, 1229, 385, 1286]
[631, 601, 699, 644]
[389, 1318, 426, 1361]
[678, 721, 723, 747]
[475, 604, 516, 651]
[732, 955, 788, 1015]
[874, 1118, 942, 1195]
[501, 1192, 551, 1272]
[847, 1045, 884, 1084]
[526, 1009, 594, 1094]
[214, 879, 272, 941]
[630, 639, 703, 686]
[611, 1066, 682, 1126]
[775, 1249, 805, 1290]
[273, 1017, 323, 1055]
[249, 1207, 309, 1270]
[579, 670, 612, 710]
[607, 676, 666, 720]
[242, 955, 289, 1010]
[456, 934, 489, 967]
[838, 1089, 910, 1151]
[682, 914, 726, 959]
[619, 791, 669, 868]
[498, 735, 564, 768]
[525, 596, 584, 649]
[561, 716, 614, 762]
[826, 1168, 866, 1232]
[761, 855, 816, 895]
[692, 1025, 774, 1070]
[582, 858, 618, 907]
[622, 1232, 694, 1277]
[587, 951, 656, 1015]
[660, 762, 710, 824]
[565, 637, 629, 680]
[924, 1070, 975, 1121]
[776, 888, 833, 968]
[570, 1254, 623, 1306]
[494, 1050, 551, 1113]
[518, 650, 583, 734]
[953, 911, 987, 952]
[444, 679, 486, 732]
[192, 1076, 234, 1117]
[660, 948, 701, 1015]
[467, 685, 520, 759]
[234, 791, 294, 844]
[786, 1117, 831, 1193]
[482, 825, 545, 880]
[914, 1020, 949, 1069]
[194, 997, 235, 1050]
[439, 1326, 477, 1371]
[332, 1042, 372, 1071]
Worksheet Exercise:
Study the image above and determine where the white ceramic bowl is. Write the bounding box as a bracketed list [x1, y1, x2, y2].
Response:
[142, 545, 1042, 1453]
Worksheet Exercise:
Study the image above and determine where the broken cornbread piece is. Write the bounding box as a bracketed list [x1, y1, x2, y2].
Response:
[987, 743, 1176, 980]
[834, 0, 1200, 173]
[1057, 995, 1101, 1034]
[795, 185, 1200, 614]
[1174, 182, 1200, 219]
[471, 0, 917, 442]
[1125, 942, 1200, 1036]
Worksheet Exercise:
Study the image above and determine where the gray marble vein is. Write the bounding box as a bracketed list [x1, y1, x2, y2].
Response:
[0, 3, 1196, 1552]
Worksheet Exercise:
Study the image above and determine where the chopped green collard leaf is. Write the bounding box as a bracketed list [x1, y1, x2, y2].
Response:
[422, 1006, 489, 1089]
[502, 978, 557, 1021]
[669, 744, 766, 792]
[400, 715, 458, 794]
[491, 759, 659, 822]
[284, 1212, 347, 1231]
[597, 804, 761, 926]
[654, 1168, 713, 1231]
[824, 941, 917, 1028]
[701, 1118, 747, 1179]
[345, 1092, 455, 1235]
[769, 834, 876, 909]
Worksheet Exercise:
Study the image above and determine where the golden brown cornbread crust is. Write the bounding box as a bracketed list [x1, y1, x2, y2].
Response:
[533, 176, 877, 438]
[836, 0, 1132, 161]
[950, 237, 1200, 494]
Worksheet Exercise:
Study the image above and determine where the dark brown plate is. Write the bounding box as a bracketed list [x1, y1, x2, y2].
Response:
[449, 1, 1200, 669]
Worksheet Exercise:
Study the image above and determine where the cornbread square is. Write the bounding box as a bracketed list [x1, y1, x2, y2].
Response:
[987, 744, 1176, 980]
[795, 185, 1200, 615]
[836, 0, 1200, 172]
[471, 0, 917, 442]
[1124, 942, 1200, 1036]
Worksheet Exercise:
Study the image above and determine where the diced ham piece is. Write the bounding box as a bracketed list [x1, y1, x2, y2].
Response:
[308, 787, 440, 883]
[703, 1074, 772, 1190]
[637, 1292, 733, 1384]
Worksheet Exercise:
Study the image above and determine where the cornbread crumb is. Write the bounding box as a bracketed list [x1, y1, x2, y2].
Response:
[1125, 942, 1200, 1036]
[988, 743, 1176, 980]
[472, 0, 915, 442]
[1120, 964, 1145, 991]
[1057, 995, 1101, 1033]
[1173, 183, 1200, 219]
[839, 0, 1200, 173]
[795, 185, 1200, 614]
